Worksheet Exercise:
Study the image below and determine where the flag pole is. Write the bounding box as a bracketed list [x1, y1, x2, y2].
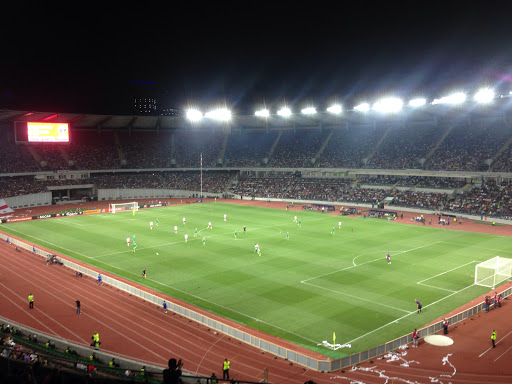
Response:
[200, 153, 203, 202]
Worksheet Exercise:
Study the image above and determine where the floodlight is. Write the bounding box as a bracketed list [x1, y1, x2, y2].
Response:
[372, 97, 403, 113]
[432, 92, 466, 105]
[277, 107, 292, 117]
[327, 104, 342, 114]
[301, 107, 317, 115]
[205, 108, 231, 121]
[186, 109, 203, 122]
[474, 88, 495, 104]
[255, 108, 270, 117]
[408, 98, 426, 107]
[354, 102, 370, 112]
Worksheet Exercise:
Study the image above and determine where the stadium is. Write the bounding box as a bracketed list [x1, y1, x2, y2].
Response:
[1, 94, 512, 384]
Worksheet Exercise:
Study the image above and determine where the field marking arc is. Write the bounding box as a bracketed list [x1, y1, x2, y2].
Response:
[302, 241, 443, 283]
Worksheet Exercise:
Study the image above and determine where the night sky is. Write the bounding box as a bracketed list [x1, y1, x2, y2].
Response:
[1, 4, 512, 115]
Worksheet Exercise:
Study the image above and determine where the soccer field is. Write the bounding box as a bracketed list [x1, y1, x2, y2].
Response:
[2, 202, 508, 357]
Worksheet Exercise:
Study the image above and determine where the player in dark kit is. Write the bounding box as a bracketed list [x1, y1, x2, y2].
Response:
[415, 298, 422, 314]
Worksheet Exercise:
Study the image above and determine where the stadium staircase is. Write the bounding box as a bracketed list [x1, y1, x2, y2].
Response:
[361, 125, 392, 166]
[489, 129, 512, 171]
[26, 145, 43, 170]
[216, 132, 229, 166]
[312, 128, 335, 166]
[422, 124, 455, 169]
[263, 130, 282, 166]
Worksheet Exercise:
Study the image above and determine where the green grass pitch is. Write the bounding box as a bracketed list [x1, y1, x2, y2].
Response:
[2, 202, 509, 357]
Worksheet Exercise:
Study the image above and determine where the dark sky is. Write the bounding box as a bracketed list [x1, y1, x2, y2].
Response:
[1, 4, 512, 115]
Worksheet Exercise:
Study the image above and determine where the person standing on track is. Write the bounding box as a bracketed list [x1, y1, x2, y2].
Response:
[222, 358, 230, 380]
[163, 300, 168, 314]
[491, 329, 497, 348]
[412, 328, 419, 347]
[76, 299, 81, 315]
[28, 293, 34, 309]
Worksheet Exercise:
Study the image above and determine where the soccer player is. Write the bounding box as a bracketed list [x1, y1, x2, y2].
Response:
[338, 221, 342, 229]
[386, 252, 391, 264]
[294, 215, 297, 223]
[183, 217, 186, 225]
[150, 221, 153, 230]
[415, 298, 422, 314]
[331, 226, 335, 235]
[132, 234, 136, 243]
[234, 230, 237, 240]
[174, 225, 178, 234]
[202, 237, 206, 246]
[254, 243, 259, 254]
[208, 222, 212, 229]
[132, 241, 137, 252]
[286, 231, 289, 240]
[142, 268, 146, 279]
[194, 228, 198, 237]
[156, 218, 159, 227]
[184, 234, 188, 243]
[126, 237, 130, 247]
[298, 219, 301, 227]
[243, 225, 246, 233]
[224, 213, 227, 221]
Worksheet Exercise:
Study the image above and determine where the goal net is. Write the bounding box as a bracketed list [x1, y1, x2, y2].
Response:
[474, 256, 512, 288]
[109, 201, 139, 213]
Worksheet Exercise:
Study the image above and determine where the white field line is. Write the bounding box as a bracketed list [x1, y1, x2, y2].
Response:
[301, 281, 411, 314]
[478, 329, 512, 358]
[343, 282, 476, 346]
[416, 260, 478, 293]
[416, 283, 456, 293]
[54, 218, 84, 226]
[302, 241, 443, 283]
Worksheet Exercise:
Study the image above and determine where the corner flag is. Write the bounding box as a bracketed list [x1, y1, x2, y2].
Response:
[333, 331, 336, 345]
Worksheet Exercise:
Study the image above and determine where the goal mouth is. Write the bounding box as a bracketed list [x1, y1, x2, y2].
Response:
[109, 202, 139, 213]
[474, 256, 512, 288]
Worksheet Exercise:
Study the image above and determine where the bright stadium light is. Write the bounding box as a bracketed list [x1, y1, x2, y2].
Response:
[408, 98, 426, 107]
[372, 97, 403, 113]
[301, 107, 317, 115]
[432, 92, 466, 105]
[255, 108, 270, 117]
[277, 107, 292, 117]
[186, 108, 203, 122]
[205, 108, 231, 121]
[327, 104, 342, 114]
[474, 88, 495, 104]
[354, 102, 370, 112]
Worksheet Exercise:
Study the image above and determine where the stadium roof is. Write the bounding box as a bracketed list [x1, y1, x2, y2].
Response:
[1, 101, 511, 132]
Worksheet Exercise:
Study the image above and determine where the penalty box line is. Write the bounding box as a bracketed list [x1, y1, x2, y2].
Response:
[343, 282, 476, 347]
[416, 260, 479, 293]
[301, 241, 443, 284]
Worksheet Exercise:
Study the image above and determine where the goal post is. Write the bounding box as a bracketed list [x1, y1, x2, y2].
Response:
[474, 256, 512, 288]
[109, 201, 139, 213]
